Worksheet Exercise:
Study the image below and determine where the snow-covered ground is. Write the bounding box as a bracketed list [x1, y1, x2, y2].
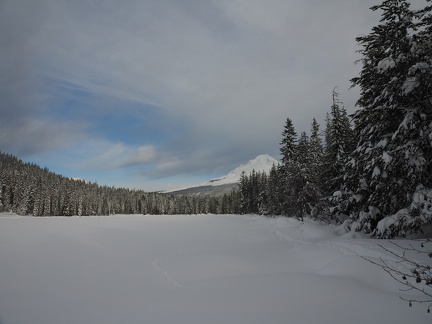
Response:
[0, 213, 430, 324]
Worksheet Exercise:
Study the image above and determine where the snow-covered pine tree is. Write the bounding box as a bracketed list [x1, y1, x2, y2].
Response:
[279, 118, 298, 216]
[293, 132, 311, 220]
[294, 131, 323, 220]
[344, 0, 432, 235]
[266, 163, 283, 215]
[257, 171, 269, 215]
[239, 171, 250, 214]
[280, 118, 298, 166]
[309, 118, 324, 193]
[323, 89, 355, 196]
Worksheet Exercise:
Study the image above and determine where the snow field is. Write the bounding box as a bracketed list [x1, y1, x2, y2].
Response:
[0, 213, 430, 323]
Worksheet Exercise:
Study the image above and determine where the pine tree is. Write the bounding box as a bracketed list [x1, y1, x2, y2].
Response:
[293, 132, 311, 220]
[344, 0, 432, 234]
[292, 131, 323, 220]
[323, 89, 355, 196]
[266, 163, 283, 215]
[257, 171, 269, 215]
[309, 118, 324, 193]
[239, 171, 250, 214]
[280, 118, 298, 166]
[279, 118, 298, 215]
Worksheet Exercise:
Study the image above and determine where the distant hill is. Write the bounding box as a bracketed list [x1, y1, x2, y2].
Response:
[167, 154, 279, 196]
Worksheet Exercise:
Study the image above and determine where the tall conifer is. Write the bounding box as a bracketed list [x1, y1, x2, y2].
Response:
[344, 0, 432, 234]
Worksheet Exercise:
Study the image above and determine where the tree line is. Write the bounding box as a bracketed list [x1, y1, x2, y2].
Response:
[239, 90, 353, 221]
[0, 152, 241, 216]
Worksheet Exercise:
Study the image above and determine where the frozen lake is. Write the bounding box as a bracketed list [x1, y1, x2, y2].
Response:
[0, 214, 429, 323]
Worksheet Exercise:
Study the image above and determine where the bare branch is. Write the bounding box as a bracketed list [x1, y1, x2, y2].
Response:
[362, 240, 432, 313]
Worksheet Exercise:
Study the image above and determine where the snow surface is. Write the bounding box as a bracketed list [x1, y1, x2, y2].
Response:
[201, 154, 279, 186]
[0, 213, 430, 324]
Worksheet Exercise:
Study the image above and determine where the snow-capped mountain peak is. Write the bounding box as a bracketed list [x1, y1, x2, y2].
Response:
[202, 154, 279, 186]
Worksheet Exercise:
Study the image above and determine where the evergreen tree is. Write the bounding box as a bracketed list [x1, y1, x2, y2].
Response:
[344, 0, 432, 234]
[292, 132, 311, 220]
[239, 171, 250, 214]
[279, 118, 298, 215]
[266, 163, 283, 215]
[293, 131, 323, 220]
[323, 89, 355, 196]
[309, 118, 324, 193]
[280, 118, 298, 166]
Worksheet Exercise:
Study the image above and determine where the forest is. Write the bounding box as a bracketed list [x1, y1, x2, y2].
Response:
[0, 152, 241, 216]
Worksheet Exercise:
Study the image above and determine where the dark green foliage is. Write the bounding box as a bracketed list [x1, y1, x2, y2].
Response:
[266, 164, 284, 215]
[239, 170, 269, 215]
[0, 151, 240, 216]
[280, 118, 298, 166]
[343, 0, 432, 233]
[279, 119, 298, 216]
[290, 131, 323, 220]
[240, 118, 326, 219]
[322, 89, 355, 195]
[309, 118, 324, 191]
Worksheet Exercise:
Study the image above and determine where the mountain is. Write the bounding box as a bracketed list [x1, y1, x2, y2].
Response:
[167, 154, 279, 196]
[202, 154, 279, 186]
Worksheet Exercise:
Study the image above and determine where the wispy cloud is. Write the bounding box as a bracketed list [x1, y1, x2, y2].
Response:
[0, 118, 85, 156]
[75, 142, 159, 170]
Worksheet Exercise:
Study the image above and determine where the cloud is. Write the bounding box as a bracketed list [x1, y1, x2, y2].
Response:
[0, 1, 42, 120]
[2, 0, 415, 189]
[0, 119, 85, 156]
[73, 141, 159, 170]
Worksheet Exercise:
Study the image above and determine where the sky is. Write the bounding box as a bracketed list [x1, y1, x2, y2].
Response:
[1, 0, 425, 191]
